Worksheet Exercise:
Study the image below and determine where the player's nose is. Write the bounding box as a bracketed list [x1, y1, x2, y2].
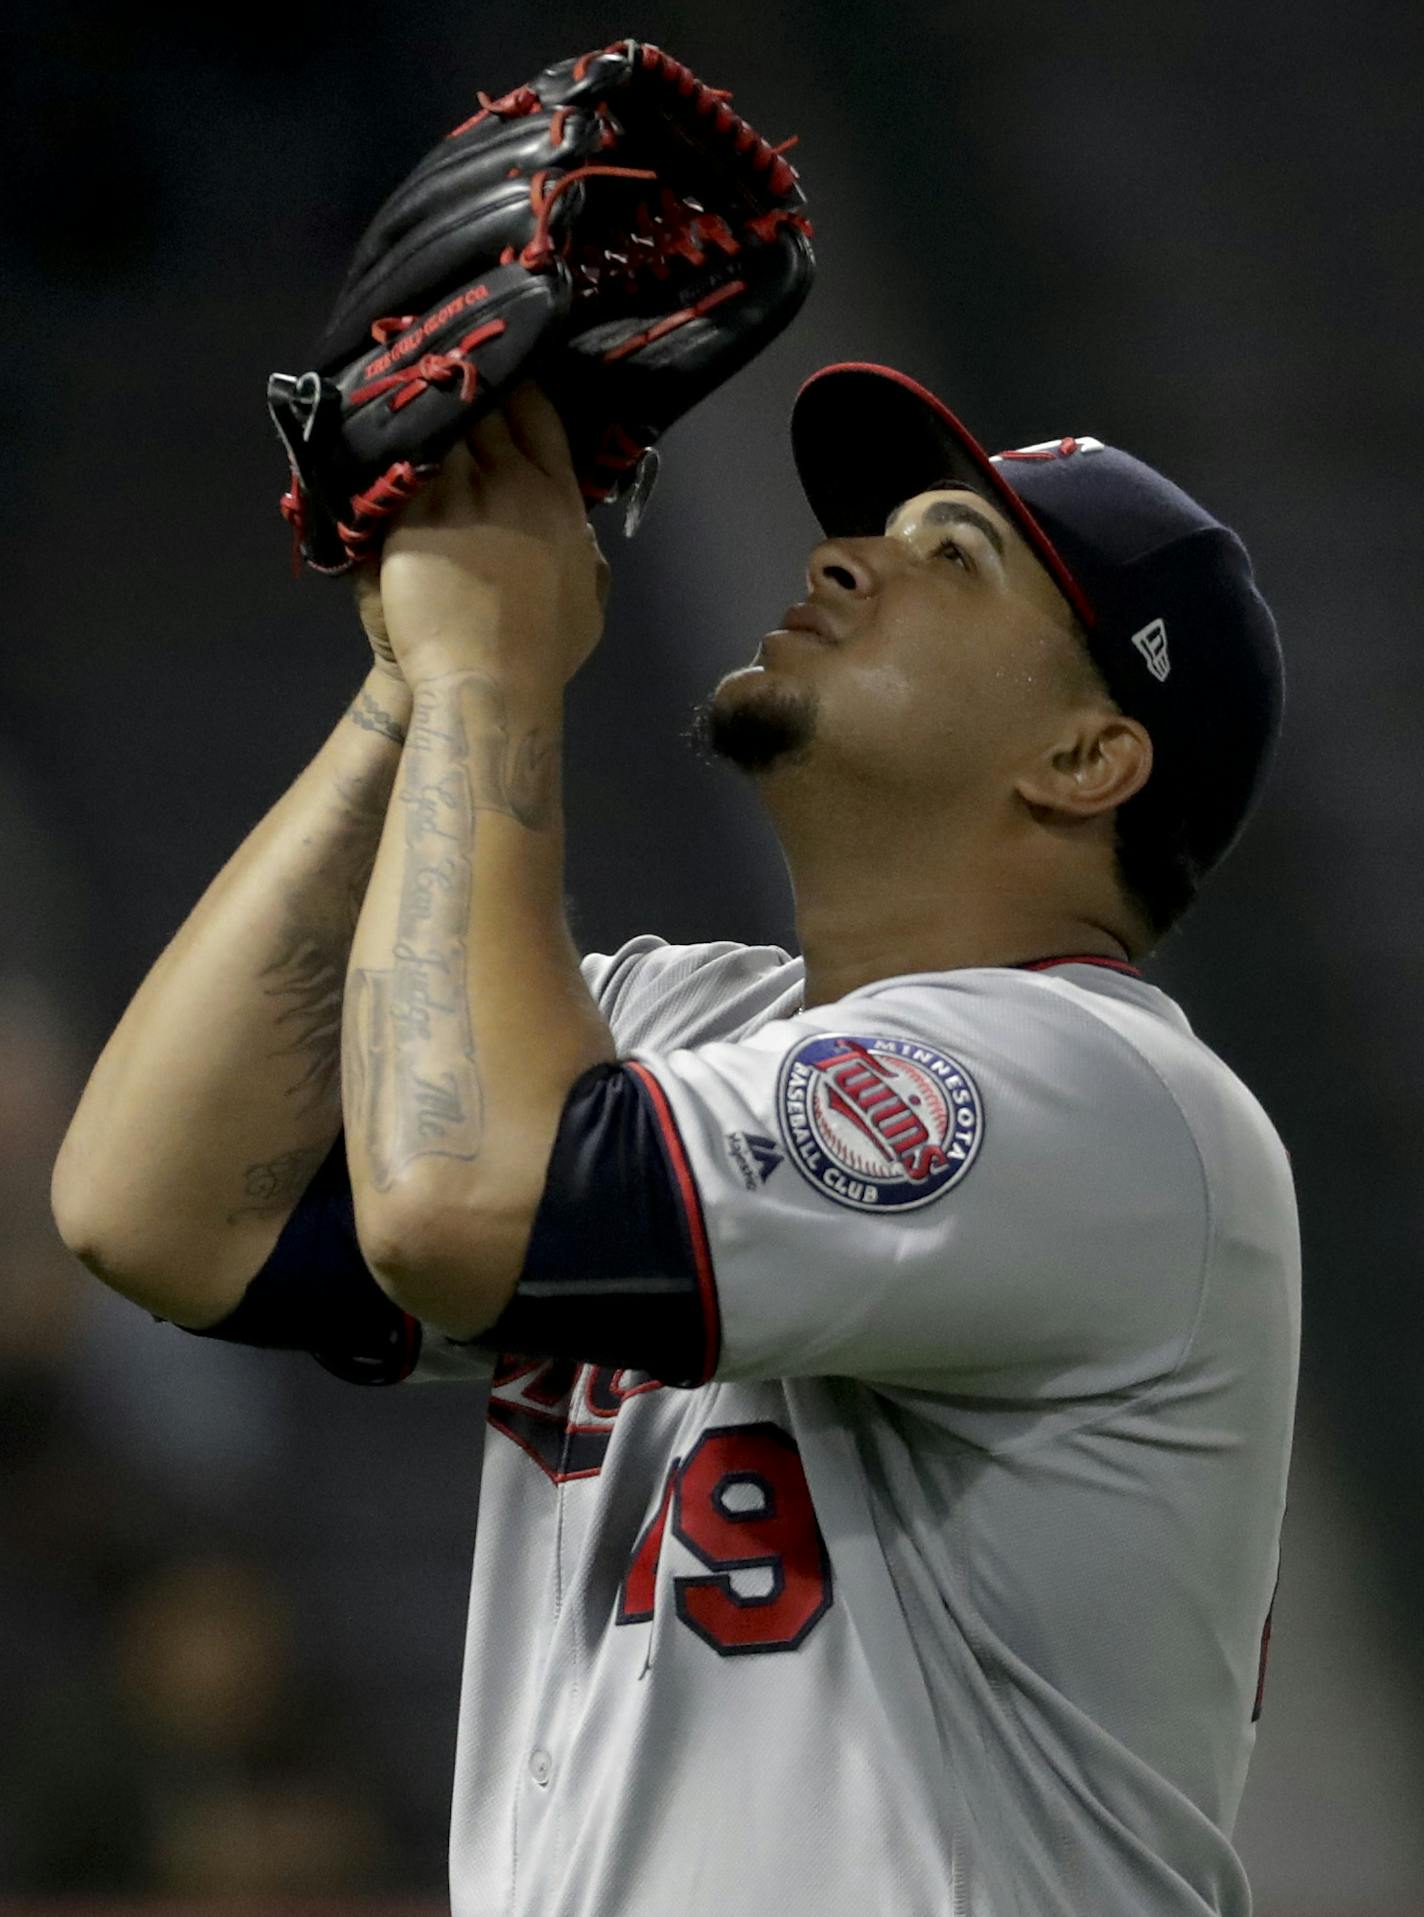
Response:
[805, 538, 877, 602]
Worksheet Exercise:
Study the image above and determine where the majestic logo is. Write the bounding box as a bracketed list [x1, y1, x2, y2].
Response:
[726, 1130, 783, 1190]
[1130, 616, 1171, 682]
[776, 1033, 983, 1212]
[992, 435, 1106, 464]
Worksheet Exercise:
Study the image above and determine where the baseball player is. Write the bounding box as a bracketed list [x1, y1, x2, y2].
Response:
[53, 364, 1297, 1916]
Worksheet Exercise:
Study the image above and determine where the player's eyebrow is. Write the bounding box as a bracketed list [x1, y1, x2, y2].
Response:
[885, 497, 1007, 559]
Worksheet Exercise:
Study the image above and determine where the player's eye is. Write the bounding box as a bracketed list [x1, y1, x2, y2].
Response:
[930, 535, 971, 571]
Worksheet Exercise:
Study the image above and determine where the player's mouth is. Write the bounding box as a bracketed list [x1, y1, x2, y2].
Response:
[775, 601, 841, 644]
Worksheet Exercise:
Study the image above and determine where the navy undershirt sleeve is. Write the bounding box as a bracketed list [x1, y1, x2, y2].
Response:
[477, 1061, 707, 1386]
[177, 1134, 421, 1385]
[177, 1064, 709, 1388]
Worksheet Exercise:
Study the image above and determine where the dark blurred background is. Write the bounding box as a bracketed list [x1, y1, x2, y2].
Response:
[4, 0, 1423, 1907]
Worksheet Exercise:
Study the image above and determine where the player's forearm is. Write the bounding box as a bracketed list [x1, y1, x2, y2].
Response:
[344, 670, 614, 1332]
[51, 668, 414, 1324]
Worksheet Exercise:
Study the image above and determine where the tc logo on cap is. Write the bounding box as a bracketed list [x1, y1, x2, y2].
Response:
[1130, 617, 1171, 682]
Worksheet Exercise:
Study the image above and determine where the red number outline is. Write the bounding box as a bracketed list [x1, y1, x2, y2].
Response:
[616, 1421, 833, 1656]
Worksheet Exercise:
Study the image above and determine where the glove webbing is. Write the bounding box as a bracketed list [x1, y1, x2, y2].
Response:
[445, 39, 808, 309]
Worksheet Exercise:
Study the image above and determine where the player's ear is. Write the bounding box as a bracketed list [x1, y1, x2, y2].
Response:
[1016, 709, 1153, 822]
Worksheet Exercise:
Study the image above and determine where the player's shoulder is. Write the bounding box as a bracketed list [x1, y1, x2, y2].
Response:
[842, 959, 1290, 1190]
[581, 934, 804, 1050]
[841, 957, 1211, 1090]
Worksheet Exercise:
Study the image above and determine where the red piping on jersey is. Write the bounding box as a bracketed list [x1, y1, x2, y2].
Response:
[394, 1310, 422, 1381]
[1016, 953, 1143, 978]
[624, 1060, 721, 1385]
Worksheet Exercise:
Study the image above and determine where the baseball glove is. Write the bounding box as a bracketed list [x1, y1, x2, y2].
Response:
[267, 39, 814, 575]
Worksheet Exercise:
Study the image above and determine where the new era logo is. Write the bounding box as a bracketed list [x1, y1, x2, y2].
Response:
[1130, 617, 1171, 682]
[991, 435, 1106, 464]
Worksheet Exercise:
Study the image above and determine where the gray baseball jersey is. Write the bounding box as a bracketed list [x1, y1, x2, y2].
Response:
[409, 937, 1299, 1917]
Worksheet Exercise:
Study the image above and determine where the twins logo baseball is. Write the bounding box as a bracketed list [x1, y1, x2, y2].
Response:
[777, 1032, 983, 1211]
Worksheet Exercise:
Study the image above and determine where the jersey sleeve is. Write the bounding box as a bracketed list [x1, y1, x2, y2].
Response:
[629, 971, 1210, 1397]
[578, 933, 802, 1050]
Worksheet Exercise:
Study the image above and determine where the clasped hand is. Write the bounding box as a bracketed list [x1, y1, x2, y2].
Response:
[374, 381, 611, 693]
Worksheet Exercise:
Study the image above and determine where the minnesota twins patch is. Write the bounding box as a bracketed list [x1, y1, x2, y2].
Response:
[776, 1032, 984, 1211]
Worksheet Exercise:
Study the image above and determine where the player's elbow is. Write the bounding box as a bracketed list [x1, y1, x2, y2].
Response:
[50, 1136, 124, 1277]
[353, 1178, 532, 1340]
[50, 1160, 252, 1331]
[51, 1134, 171, 1318]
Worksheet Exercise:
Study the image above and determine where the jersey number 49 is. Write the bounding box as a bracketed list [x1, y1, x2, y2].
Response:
[616, 1422, 834, 1656]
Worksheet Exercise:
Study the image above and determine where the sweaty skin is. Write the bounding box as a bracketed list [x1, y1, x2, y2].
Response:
[699, 484, 1153, 1006]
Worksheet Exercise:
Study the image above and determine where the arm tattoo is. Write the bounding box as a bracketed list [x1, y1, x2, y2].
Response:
[259, 761, 400, 1119]
[260, 927, 347, 1113]
[346, 672, 560, 1190]
[348, 684, 408, 747]
[227, 1143, 327, 1223]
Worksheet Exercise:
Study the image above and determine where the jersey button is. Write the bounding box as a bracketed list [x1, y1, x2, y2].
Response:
[529, 1748, 553, 1787]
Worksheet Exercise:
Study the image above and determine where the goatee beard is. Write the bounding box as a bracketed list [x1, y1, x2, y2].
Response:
[690, 679, 819, 773]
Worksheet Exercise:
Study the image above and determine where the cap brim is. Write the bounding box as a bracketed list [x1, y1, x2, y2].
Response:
[790, 362, 1096, 629]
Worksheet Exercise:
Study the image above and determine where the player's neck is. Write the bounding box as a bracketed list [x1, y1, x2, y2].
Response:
[783, 814, 1135, 1009]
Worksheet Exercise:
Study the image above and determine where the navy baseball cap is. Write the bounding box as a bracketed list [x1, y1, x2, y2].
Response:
[790, 362, 1284, 877]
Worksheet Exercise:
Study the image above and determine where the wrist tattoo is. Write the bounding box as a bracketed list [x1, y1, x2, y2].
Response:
[470, 712, 561, 829]
[349, 686, 407, 747]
